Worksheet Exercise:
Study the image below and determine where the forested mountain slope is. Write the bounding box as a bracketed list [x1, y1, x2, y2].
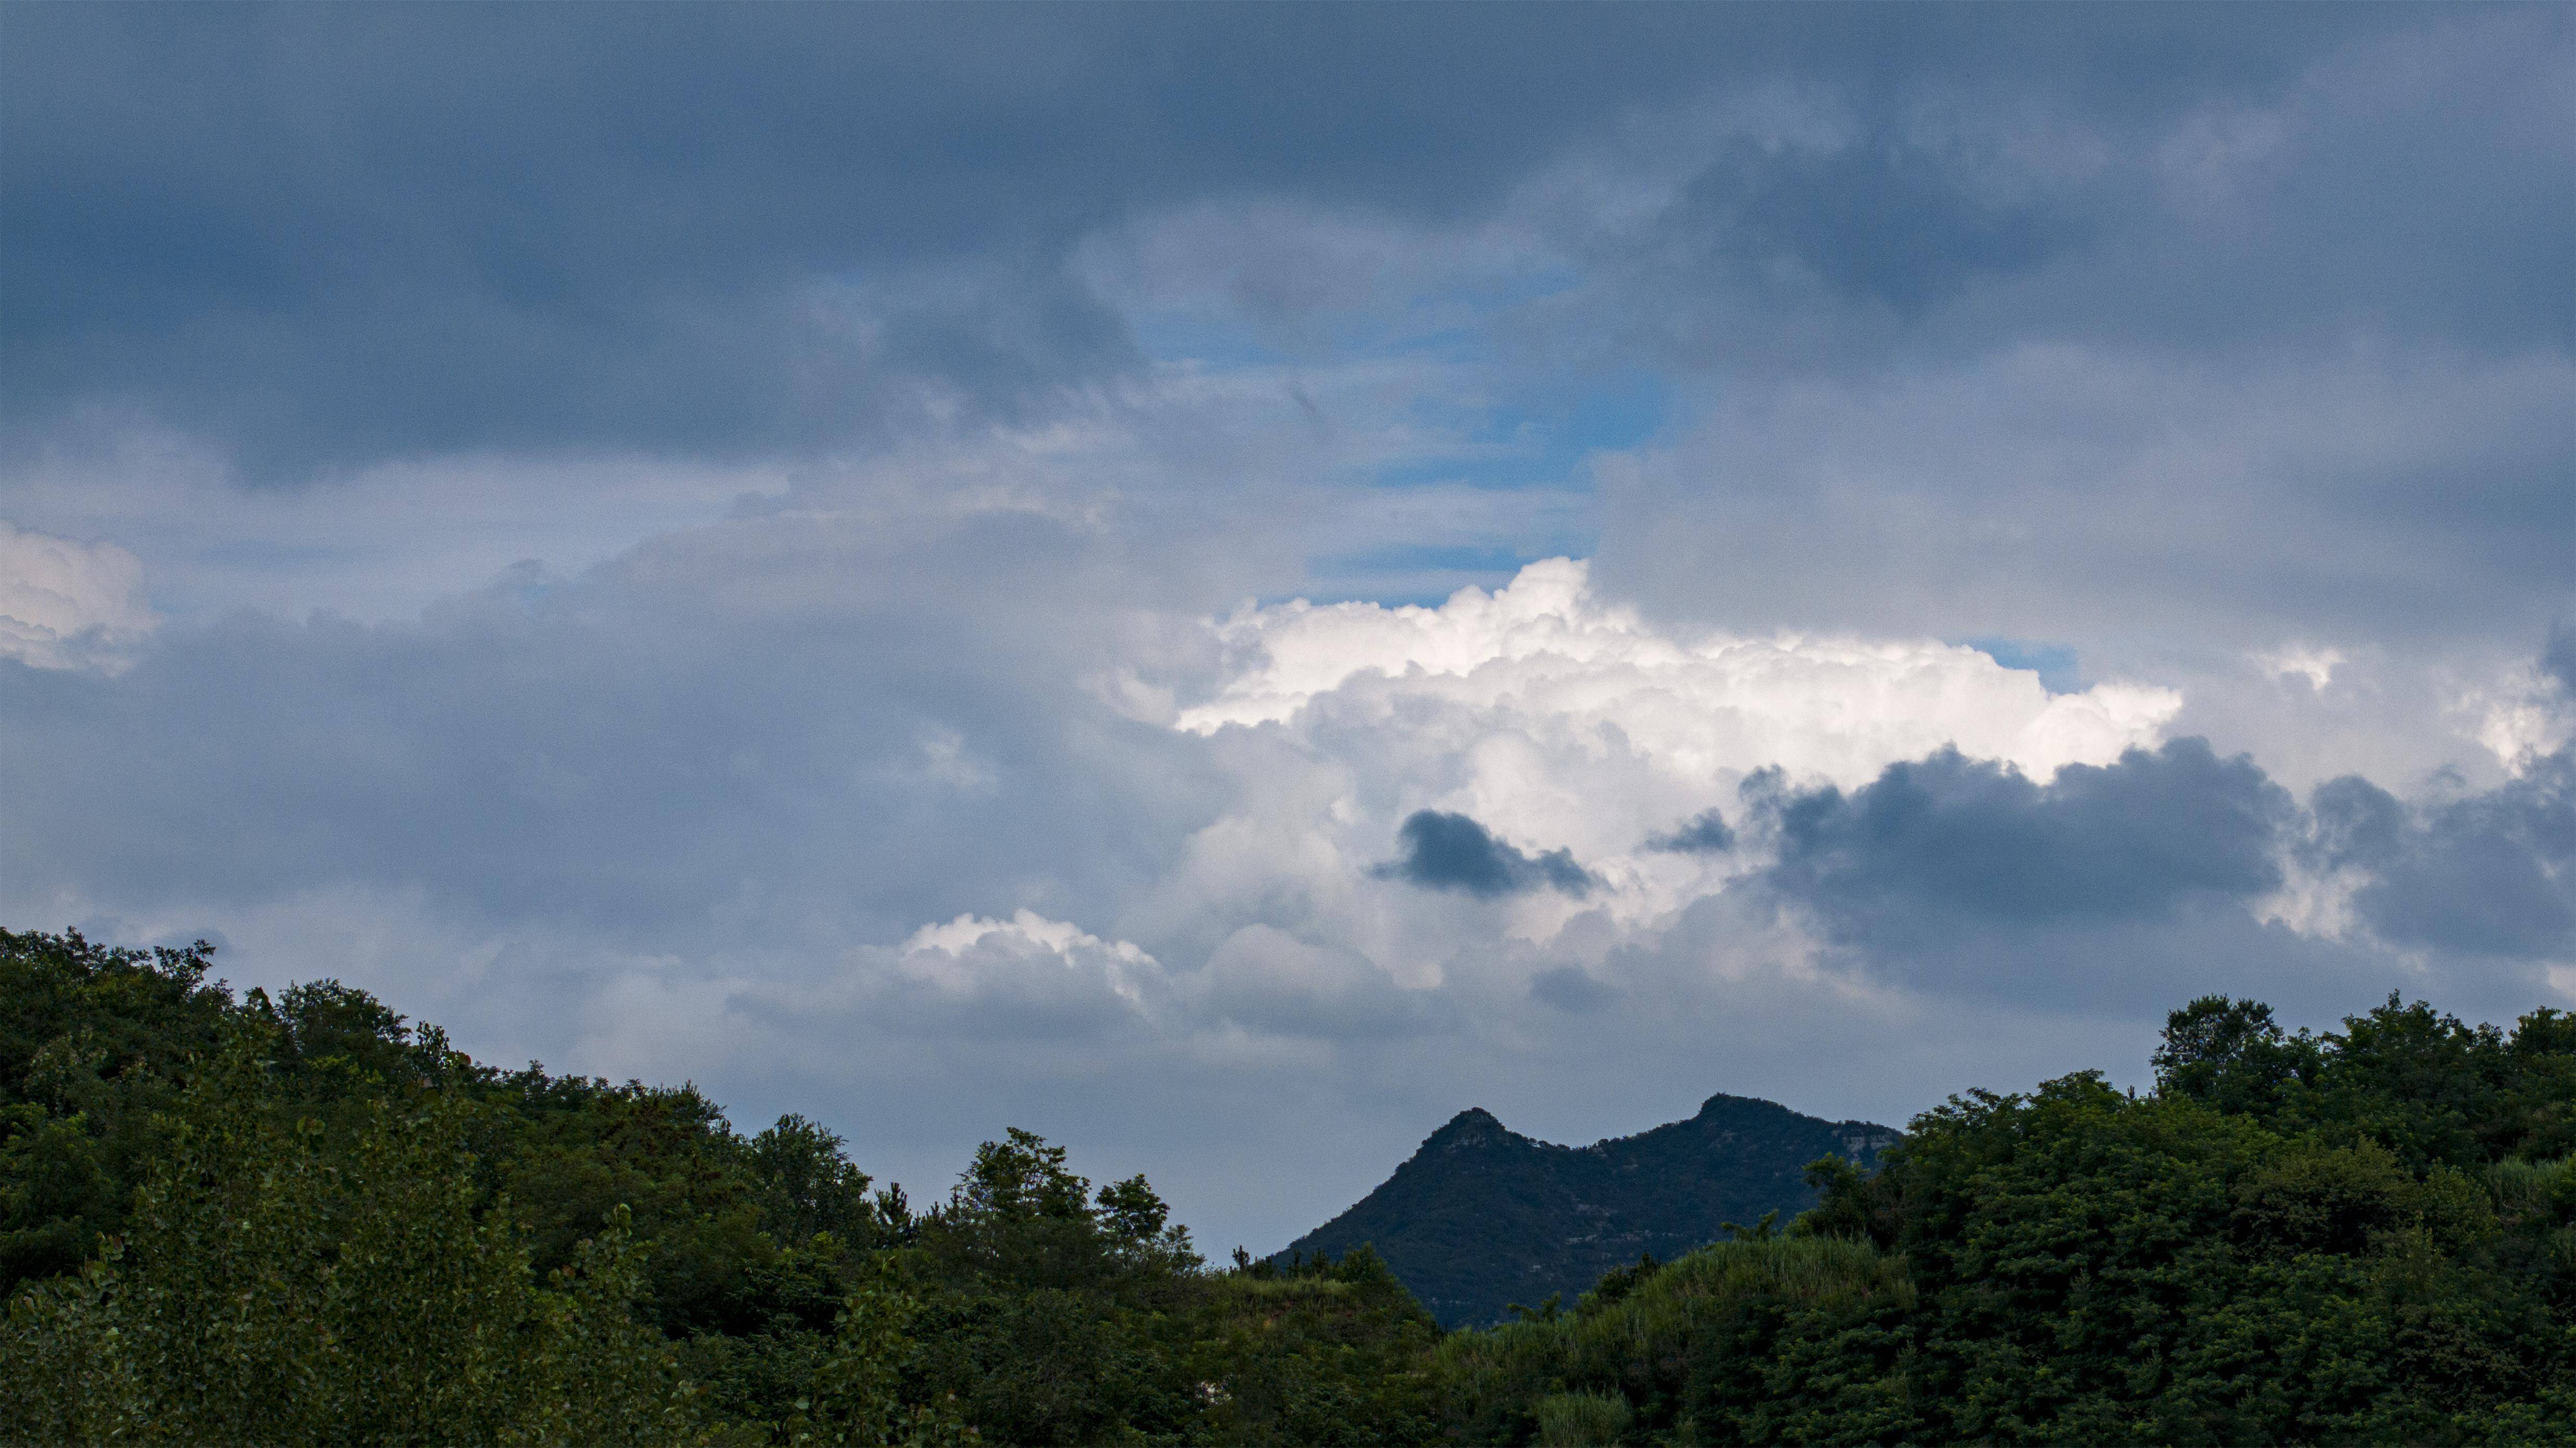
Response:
[1280, 1093, 1896, 1325]
[1434, 995, 2576, 1445]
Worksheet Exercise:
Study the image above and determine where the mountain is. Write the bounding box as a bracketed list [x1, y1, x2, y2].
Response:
[1277, 1093, 1898, 1327]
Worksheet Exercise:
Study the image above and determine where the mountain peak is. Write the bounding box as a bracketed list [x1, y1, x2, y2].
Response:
[1691, 1091, 1778, 1121]
[1427, 1106, 1507, 1148]
[1283, 1092, 1899, 1326]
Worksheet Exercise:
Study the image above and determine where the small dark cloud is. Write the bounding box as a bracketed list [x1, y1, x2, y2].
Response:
[1648, 809, 1736, 855]
[1375, 810, 1594, 898]
[1528, 966, 1615, 1014]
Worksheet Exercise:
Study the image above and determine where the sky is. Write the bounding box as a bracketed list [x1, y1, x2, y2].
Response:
[3, 2, 2571, 1258]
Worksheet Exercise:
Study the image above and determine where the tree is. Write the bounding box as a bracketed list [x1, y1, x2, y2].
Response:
[0, 928, 234, 1295]
[2153, 994, 2311, 1115]
[0, 1035, 727, 1445]
[751, 1113, 881, 1248]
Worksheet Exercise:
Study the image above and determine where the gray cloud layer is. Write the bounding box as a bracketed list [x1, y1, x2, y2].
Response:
[4, 3, 2452, 478]
[5, 3, 2569, 1255]
[0, 509, 1221, 952]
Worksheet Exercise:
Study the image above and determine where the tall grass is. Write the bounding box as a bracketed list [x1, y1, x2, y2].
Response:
[1535, 1389, 1630, 1445]
[1207, 1275, 1356, 1303]
[1434, 1235, 1913, 1415]
[2485, 1154, 2575, 1221]
[2487, 1155, 2576, 1271]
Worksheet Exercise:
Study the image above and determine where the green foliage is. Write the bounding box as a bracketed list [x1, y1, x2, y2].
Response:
[0, 929, 1271, 1445]
[1436, 1234, 1916, 1443]
[1436, 995, 2576, 1444]
[1574, 1253, 1662, 1316]
[0, 1036, 728, 1444]
[751, 1113, 884, 1249]
[1716, 1210, 1781, 1243]
[2156, 992, 2576, 1170]
[491, 1077, 786, 1338]
[0, 928, 233, 1295]
[892, 1130, 1437, 1444]
[1535, 1390, 1630, 1446]
[13, 922, 2571, 1444]
[1185, 1245, 1442, 1446]
[772, 1259, 977, 1447]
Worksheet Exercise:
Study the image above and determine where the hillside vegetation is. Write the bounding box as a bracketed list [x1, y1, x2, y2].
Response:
[0, 929, 1439, 1445]
[1437, 992, 2576, 1444]
[4, 924, 2571, 1444]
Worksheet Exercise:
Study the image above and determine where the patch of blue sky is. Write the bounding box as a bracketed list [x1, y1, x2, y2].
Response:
[1345, 265, 1591, 355]
[1960, 637, 2086, 696]
[1371, 371, 1668, 493]
[1121, 251, 1661, 490]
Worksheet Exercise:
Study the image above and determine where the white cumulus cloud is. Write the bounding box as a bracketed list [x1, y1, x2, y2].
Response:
[1110, 559, 2186, 1001]
[0, 522, 158, 671]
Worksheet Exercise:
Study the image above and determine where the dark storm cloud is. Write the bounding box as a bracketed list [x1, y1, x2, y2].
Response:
[3, 3, 2421, 477]
[1741, 740, 2339, 1012]
[1761, 740, 2293, 929]
[2311, 751, 2576, 960]
[1375, 811, 1594, 899]
[1746, 708, 2576, 1014]
[1648, 809, 1737, 855]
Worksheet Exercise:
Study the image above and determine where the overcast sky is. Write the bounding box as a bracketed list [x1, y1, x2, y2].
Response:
[4, 2, 2571, 1256]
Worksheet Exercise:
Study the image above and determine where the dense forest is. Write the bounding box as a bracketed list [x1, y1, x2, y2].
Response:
[4, 925, 2572, 1444]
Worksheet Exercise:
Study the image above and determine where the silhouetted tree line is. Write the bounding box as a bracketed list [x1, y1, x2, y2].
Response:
[4, 926, 2570, 1443]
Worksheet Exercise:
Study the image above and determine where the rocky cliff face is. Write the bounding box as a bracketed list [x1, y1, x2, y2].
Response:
[1277, 1094, 1897, 1327]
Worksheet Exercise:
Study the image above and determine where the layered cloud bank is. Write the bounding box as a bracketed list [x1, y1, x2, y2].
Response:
[4, 518, 2569, 1254]
[14, 537, 2560, 1093]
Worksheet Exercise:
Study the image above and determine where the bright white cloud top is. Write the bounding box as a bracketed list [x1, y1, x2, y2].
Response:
[1182, 558, 2179, 784]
